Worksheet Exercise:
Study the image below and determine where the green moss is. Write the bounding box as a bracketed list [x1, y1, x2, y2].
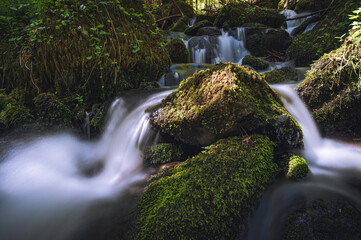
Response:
[136, 135, 278, 240]
[215, 2, 285, 29]
[33, 93, 73, 128]
[151, 63, 303, 149]
[2, 103, 34, 128]
[262, 67, 298, 83]
[298, 39, 361, 137]
[281, 153, 309, 180]
[165, 37, 190, 64]
[287, 0, 358, 66]
[143, 143, 184, 165]
[242, 55, 269, 70]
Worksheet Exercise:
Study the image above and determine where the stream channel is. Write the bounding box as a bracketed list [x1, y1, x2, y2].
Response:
[0, 10, 360, 240]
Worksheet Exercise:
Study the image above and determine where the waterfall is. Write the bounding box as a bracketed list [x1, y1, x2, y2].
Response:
[246, 84, 361, 239]
[0, 90, 171, 240]
[282, 10, 311, 36]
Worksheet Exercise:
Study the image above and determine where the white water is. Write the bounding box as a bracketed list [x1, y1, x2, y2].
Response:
[282, 10, 311, 36]
[188, 28, 250, 64]
[0, 91, 170, 240]
[247, 84, 361, 239]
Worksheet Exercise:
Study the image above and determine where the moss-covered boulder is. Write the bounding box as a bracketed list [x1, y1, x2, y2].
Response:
[33, 93, 73, 128]
[242, 55, 269, 70]
[151, 63, 303, 149]
[143, 143, 184, 166]
[185, 20, 213, 36]
[298, 40, 361, 138]
[283, 198, 361, 239]
[287, 0, 358, 66]
[263, 67, 298, 83]
[246, 29, 291, 57]
[196, 27, 222, 36]
[165, 37, 190, 64]
[136, 135, 278, 240]
[215, 2, 285, 29]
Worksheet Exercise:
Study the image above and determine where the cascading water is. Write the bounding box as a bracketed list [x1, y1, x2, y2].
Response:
[246, 84, 361, 239]
[281, 10, 311, 36]
[0, 90, 171, 240]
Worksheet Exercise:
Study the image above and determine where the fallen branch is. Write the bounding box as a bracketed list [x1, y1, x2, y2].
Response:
[156, 14, 182, 23]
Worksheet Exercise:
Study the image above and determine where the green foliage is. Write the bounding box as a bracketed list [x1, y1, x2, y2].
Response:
[349, 5, 361, 44]
[136, 135, 278, 240]
[2, 103, 34, 128]
[143, 143, 184, 165]
[287, 0, 358, 66]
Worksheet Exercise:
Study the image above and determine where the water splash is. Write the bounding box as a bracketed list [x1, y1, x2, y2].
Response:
[0, 90, 171, 240]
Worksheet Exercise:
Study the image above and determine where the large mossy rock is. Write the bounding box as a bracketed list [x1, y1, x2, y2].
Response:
[215, 2, 285, 29]
[169, 18, 188, 32]
[0, 0, 171, 102]
[287, 0, 358, 66]
[283, 198, 361, 239]
[298, 41, 361, 138]
[263, 67, 299, 84]
[165, 37, 190, 64]
[246, 29, 291, 57]
[151, 63, 302, 149]
[136, 135, 278, 240]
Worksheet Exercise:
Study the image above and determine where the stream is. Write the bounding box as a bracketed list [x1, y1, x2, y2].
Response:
[0, 10, 360, 240]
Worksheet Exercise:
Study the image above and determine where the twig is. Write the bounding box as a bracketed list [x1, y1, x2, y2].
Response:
[156, 14, 182, 23]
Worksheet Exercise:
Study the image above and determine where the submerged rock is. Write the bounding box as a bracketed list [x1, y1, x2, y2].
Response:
[151, 63, 303, 149]
[136, 135, 278, 240]
[242, 55, 269, 70]
[165, 37, 190, 64]
[298, 41, 361, 138]
[283, 198, 361, 239]
[263, 67, 298, 84]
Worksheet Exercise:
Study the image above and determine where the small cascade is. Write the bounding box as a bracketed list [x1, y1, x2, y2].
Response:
[188, 17, 196, 27]
[272, 84, 322, 149]
[217, 29, 250, 64]
[193, 48, 207, 63]
[246, 84, 361, 239]
[0, 91, 171, 240]
[303, 21, 319, 33]
[282, 10, 311, 36]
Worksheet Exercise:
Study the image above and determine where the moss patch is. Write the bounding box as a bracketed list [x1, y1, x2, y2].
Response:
[281, 153, 309, 180]
[215, 2, 285, 29]
[143, 143, 184, 165]
[151, 63, 302, 149]
[242, 55, 269, 70]
[136, 135, 278, 240]
[262, 67, 298, 84]
[298, 39, 361, 138]
[165, 37, 190, 64]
